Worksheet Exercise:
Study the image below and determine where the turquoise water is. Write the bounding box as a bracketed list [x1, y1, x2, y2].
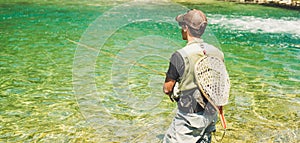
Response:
[1, 0, 299, 142]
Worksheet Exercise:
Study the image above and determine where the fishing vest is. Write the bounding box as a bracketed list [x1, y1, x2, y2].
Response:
[177, 39, 205, 92]
[177, 39, 224, 92]
[176, 39, 224, 112]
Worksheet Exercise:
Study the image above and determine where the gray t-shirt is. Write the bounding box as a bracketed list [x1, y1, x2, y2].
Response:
[166, 51, 184, 81]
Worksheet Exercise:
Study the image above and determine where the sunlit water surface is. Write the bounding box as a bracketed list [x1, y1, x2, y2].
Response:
[0, 0, 299, 142]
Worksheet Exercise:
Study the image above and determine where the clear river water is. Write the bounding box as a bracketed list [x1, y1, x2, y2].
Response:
[0, 0, 299, 142]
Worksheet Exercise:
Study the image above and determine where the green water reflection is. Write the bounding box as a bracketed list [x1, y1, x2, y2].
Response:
[0, 0, 299, 142]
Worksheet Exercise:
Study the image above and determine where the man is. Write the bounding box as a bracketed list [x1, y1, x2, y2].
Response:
[163, 9, 224, 143]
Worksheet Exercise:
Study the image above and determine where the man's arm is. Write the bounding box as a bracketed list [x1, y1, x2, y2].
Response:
[163, 52, 183, 102]
[163, 77, 176, 102]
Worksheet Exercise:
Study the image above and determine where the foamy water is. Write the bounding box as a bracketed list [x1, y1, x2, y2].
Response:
[209, 14, 300, 36]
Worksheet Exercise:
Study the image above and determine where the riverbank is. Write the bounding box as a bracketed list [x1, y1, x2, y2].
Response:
[173, 0, 300, 10]
[173, 0, 300, 19]
[259, 1, 300, 10]
[232, 0, 300, 10]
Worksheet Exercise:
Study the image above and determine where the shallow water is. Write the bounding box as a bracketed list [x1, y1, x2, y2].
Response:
[0, 0, 299, 142]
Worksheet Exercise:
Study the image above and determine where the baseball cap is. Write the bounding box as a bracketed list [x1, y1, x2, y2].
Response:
[176, 9, 207, 30]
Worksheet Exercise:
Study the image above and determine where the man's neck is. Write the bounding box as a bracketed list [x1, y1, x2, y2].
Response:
[187, 36, 201, 44]
[187, 35, 195, 43]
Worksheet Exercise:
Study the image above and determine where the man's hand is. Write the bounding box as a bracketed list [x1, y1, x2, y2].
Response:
[163, 77, 176, 102]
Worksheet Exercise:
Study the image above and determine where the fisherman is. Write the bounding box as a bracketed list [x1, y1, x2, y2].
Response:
[163, 9, 224, 143]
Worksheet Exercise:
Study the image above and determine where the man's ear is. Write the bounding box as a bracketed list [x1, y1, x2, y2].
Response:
[183, 25, 188, 32]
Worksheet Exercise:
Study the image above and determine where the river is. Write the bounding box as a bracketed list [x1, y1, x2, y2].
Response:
[0, 0, 299, 142]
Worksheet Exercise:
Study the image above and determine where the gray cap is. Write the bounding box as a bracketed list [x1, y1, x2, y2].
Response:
[176, 9, 207, 30]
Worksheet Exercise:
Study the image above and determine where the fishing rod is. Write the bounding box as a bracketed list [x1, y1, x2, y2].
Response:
[67, 39, 166, 76]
